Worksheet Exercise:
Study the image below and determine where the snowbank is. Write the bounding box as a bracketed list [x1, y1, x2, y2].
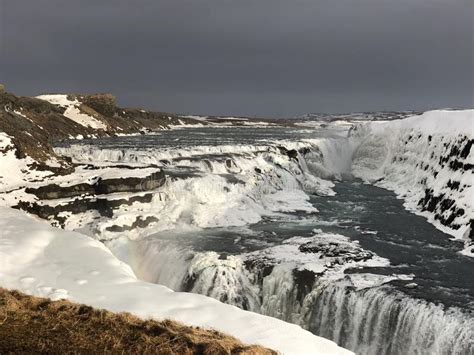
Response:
[0, 206, 351, 355]
[352, 109, 474, 255]
[0, 132, 55, 193]
[36, 95, 108, 130]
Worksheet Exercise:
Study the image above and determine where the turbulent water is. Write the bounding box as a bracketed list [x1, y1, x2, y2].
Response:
[56, 124, 474, 354]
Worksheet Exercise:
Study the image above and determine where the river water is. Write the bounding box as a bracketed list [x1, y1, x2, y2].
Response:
[58, 124, 474, 354]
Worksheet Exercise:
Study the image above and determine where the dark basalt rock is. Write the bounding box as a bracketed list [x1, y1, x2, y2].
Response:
[25, 182, 95, 200]
[418, 188, 465, 232]
[293, 269, 316, 303]
[0, 92, 95, 168]
[74, 94, 117, 117]
[447, 180, 460, 191]
[299, 147, 311, 155]
[276, 146, 298, 160]
[15, 193, 154, 227]
[183, 273, 198, 293]
[287, 149, 298, 160]
[243, 258, 275, 279]
[298, 240, 374, 263]
[218, 174, 245, 185]
[105, 216, 158, 232]
[460, 139, 473, 159]
[418, 135, 474, 239]
[225, 159, 234, 169]
[25, 171, 166, 200]
[277, 146, 289, 155]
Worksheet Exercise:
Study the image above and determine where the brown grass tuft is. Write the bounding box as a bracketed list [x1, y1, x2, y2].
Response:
[0, 288, 276, 354]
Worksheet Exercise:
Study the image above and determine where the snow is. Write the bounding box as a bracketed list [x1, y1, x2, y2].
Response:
[0, 206, 351, 355]
[346, 273, 414, 291]
[352, 109, 474, 255]
[368, 109, 474, 135]
[218, 116, 249, 121]
[12, 109, 30, 120]
[44, 141, 340, 239]
[0, 132, 54, 194]
[2, 108, 472, 351]
[36, 94, 108, 130]
[244, 231, 389, 277]
[182, 115, 208, 121]
[37, 165, 161, 188]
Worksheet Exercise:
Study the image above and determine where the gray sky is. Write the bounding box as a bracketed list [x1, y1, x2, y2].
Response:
[1, 0, 473, 117]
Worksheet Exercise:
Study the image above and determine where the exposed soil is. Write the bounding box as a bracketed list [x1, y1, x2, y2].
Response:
[0, 288, 276, 354]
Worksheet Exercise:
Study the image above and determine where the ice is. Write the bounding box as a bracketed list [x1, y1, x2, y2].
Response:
[0, 206, 351, 355]
[352, 109, 474, 255]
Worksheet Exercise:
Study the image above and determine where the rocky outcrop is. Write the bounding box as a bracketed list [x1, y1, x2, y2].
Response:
[105, 216, 159, 232]
[16, 170, 166, 230]
[25, 171, 166, 200]
[0, 90, 203, 176]
[74, 94, 117, 117]
[0, 92, 89, 167]
[16, 193, 154, 227]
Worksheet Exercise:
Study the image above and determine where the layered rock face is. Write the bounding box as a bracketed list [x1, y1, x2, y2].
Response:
[0, 90, 201, 171]
[0, 90, 205, 233]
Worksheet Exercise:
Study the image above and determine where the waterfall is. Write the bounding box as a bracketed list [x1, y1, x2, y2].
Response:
[128, 239, 473, 355]
[308, 281, 474, 355]
[129, 239, 261, 310]
[52, 125, 473, 355]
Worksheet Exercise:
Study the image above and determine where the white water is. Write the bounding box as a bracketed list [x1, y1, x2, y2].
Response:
[53, 135, 359, 239]
[50, 117, 474, 354]
[127, 238, 473, 355]
[309, 281, 474, 355]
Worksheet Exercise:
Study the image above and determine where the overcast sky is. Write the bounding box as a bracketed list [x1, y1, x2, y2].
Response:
[0, 0, 472, 117]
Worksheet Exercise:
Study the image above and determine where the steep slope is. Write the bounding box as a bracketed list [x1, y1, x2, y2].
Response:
[0, 90, 202, 192]
[352, 109, 474, 255]
[0, 91, 199, 166]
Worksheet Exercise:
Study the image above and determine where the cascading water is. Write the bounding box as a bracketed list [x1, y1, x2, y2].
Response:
[127, 234, 473, 355]
[54, 123, 473, 354]
[307, 281, 473, 355]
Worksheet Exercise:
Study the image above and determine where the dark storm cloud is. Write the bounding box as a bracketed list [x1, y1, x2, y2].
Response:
[1, 0, 473, 116]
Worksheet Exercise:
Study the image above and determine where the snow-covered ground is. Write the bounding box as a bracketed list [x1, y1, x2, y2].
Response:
[36, 94, 108, 130]
[0, 132, 56, 192]
[352, 109, 474, 255]
[0, 206, 351, 355]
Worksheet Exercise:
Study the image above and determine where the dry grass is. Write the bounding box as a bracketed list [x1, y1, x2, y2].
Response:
[0, 288, 276, 354]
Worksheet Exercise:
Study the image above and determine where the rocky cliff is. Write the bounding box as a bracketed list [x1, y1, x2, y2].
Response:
[0, 91, 200, 172]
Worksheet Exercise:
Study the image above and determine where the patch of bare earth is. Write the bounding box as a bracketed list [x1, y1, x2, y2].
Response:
[0, 288, 276, 354]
